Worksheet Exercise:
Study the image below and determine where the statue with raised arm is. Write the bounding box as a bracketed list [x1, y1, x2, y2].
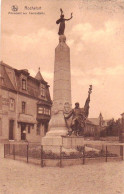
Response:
[56, 8, 73, 35]
[64, 85, 92, 136]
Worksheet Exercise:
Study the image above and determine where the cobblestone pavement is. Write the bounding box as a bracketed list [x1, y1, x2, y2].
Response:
[0, 158, 124, 194]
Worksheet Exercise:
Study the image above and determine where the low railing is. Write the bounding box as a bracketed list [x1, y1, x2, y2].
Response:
[4, 142, 124, 167]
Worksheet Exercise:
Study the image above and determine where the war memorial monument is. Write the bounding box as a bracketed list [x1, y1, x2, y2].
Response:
[41, 9, 92, 150]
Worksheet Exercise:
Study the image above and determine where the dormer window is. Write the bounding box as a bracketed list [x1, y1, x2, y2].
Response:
[22, 79, 27, 90]
[40, 83, 45, 97]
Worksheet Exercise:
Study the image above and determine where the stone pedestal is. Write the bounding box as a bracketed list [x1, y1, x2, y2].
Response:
[42, 35, 72, 146]
[42, 136, 84, 154]
[62, 136, 84, 149]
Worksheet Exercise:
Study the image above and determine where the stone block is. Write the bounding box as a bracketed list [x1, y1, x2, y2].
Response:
[62, 136, 84, 149]
[42, 136, 62, 146]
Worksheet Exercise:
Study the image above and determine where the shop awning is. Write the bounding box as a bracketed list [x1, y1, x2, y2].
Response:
[18, 113, 37, 124]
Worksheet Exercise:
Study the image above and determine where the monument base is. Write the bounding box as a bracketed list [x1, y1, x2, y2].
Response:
[41, 135, 84, 153]
[42, 136, 62, 146]
[46, 128, 68, 137]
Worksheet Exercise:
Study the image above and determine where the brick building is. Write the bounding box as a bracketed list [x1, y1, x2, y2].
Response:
[0, 62, 52, 142]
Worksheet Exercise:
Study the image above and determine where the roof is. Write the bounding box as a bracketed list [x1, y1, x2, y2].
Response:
[88, 118, 100, 126]
[86, 119, 96, 126]
[0, 63, 15, 90]
[35, 69, 44, 81]
[0, 62, 52, 103]
[88, 117, 108, 127]
[0, 61, 14, 70]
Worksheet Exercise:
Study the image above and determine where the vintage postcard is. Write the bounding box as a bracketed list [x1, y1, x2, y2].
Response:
[0, 0, 124, 193]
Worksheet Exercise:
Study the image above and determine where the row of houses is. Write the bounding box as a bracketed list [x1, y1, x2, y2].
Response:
[0, 62, 52, 142]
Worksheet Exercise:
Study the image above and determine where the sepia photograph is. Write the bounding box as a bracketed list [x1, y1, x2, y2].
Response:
[0, 0, 124, 193]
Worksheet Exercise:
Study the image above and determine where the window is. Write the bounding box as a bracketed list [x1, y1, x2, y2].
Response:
[10, 98, 15, 111]
[22, 79, 27, 90]
[22, 101, 26, 113]
[38, 107, 44, 114]
[40, 83, 45, 97]
[44, 108, 50, 115]
[44, 108, 48, 115]
[38, 107, 50, 115]
[28, 125, 30, 133]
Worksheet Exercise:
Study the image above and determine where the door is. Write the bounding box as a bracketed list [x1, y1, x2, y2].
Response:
[21, 124, 26, 140]
[9, 120, 14, 140]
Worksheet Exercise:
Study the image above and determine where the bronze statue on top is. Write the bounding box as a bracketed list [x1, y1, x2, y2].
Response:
[64, 85, 92, 136]
[56, 9, 73, 35]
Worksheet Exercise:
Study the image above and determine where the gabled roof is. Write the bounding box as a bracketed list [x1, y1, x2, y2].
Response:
[86, 119, 96, 126]
[1, 62, 52, 103]
[88, 117, 108, 127]
[88, 118, 100, 126]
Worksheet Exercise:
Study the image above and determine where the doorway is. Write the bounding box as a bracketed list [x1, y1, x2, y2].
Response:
[9, 120, 14, 140]
[21, 123, 26, 140]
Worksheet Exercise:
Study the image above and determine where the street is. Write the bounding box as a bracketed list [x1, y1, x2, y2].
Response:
[0, 158, 124, 194]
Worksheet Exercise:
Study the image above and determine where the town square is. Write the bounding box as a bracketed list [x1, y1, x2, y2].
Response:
[0, 0, 124, 193]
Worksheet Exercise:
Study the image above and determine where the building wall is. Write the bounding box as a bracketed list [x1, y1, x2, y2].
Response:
[0, 89, 17, 140]
[0, 89, 48, 142]
[0, 63, 52, 143]
[26, 123, 44, 142]
[17, 94, 36, 116]
[16, 93, 47, 142]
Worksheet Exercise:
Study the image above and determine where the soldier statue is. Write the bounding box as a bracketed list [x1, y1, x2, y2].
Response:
[64, 85, 92, 136]
[56, 8, 73, 35]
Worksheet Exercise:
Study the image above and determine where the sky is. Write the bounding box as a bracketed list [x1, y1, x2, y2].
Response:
[1, 0, 124, 119]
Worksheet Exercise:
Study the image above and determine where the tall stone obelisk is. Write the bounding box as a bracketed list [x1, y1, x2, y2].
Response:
[42, 9, 73, 145]
[42, 35, 72, 145]
[49, 35, 71, 135]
